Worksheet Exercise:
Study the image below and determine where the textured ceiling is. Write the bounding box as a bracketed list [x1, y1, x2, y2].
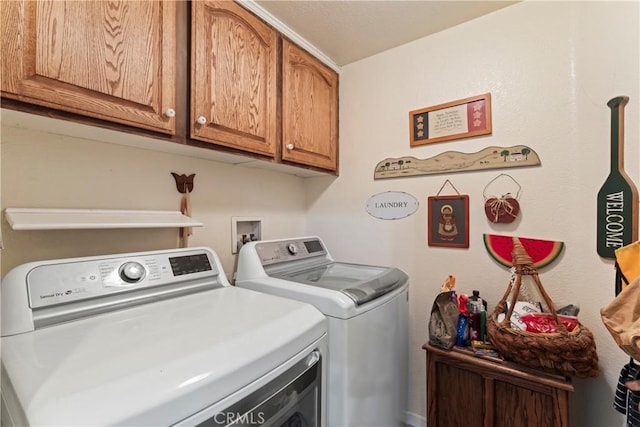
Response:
[254, 1, 518, 66]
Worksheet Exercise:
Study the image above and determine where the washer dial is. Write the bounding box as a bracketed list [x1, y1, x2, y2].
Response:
[119, 262, 146, 283]
[287, 243, 298, 255]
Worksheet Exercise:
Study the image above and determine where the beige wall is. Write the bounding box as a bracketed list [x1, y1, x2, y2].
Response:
[1, 2, 639, 427]
[306, 2, 639, 426]
[0, 125, 309, 279]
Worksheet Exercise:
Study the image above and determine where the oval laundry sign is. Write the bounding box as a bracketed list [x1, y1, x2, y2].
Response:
[366, 191, 419, 220]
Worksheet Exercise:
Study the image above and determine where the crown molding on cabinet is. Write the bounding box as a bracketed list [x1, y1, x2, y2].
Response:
[239, 0, 341, 73]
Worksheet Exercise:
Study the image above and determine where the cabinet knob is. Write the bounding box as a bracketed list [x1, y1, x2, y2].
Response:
[286, 143, 295, 150]
[165, 108, 176, 118]
[196, 116, 207, 125]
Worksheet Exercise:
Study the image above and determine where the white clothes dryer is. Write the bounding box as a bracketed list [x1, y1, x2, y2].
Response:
[235, 237, 408, 427]
[1, 247, 327, 427]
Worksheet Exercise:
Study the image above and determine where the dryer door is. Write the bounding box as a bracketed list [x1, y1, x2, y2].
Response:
[192, 350, 322, 427]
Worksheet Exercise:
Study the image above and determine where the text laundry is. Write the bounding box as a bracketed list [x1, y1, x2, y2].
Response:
[376, 202, 409, 208]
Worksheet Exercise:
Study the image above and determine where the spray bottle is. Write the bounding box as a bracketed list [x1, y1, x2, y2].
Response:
[456, 294, 469, 347]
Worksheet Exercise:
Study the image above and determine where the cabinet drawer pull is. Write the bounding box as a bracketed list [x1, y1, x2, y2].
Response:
[286, 143, 295, 150]
[196, 116, 207, 125]
[164, 108, 176, 118]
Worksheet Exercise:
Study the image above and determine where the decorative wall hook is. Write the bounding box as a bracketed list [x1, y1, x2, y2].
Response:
[172, 172, 195, 248]
[171, 173, 195, 194]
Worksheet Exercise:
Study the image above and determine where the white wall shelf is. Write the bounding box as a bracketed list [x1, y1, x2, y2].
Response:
[4, 208, 203, 231]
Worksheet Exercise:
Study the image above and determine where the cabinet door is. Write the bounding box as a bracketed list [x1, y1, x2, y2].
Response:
[0, 0, 176, 134]
[282, 40, 338, 171]
[191, 1, 277, 157]
[430, 362, 484, 427]
[494, 381, 556, 427]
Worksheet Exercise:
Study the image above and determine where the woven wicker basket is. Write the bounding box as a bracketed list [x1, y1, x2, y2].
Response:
[486, 238, 599, 378]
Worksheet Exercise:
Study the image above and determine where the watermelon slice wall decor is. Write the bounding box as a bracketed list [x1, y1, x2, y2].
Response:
[483, 234, 565, 269]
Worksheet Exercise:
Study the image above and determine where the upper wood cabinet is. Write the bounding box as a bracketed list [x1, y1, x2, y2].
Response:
[0, 0, 177, 134]
[1, 1, 338, 174]
[191, 1, 278, 157]
[282, 40, 339, 172]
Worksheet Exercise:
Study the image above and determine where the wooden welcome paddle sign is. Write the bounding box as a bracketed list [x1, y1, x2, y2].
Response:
[597, 96, 639, 259]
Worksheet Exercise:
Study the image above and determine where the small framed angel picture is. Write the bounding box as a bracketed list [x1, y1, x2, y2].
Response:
[427, 195, 470, 248]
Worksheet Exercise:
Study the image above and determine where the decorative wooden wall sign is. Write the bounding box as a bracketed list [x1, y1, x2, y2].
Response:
[374, 145, 541, 180]
[410, 93, 492, 146]
[596, 96, 639, 259]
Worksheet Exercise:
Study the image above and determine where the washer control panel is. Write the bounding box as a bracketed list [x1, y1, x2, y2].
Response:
[27, 249, 217, 309]
[256, 238, 328, 266]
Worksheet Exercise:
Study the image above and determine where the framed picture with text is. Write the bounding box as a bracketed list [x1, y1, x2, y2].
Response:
[427, 195, 470, 248]
[410, 93, 492, 146]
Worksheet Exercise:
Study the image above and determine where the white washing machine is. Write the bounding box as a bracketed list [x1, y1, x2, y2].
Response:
[235, 237, 408, 427]
[1, 247, 327, 426]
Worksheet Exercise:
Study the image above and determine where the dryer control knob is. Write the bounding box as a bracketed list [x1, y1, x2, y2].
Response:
[119, 262, 146, 283]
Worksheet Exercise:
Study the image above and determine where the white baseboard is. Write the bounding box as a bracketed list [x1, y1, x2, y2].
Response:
[405, 411, 426, 427]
